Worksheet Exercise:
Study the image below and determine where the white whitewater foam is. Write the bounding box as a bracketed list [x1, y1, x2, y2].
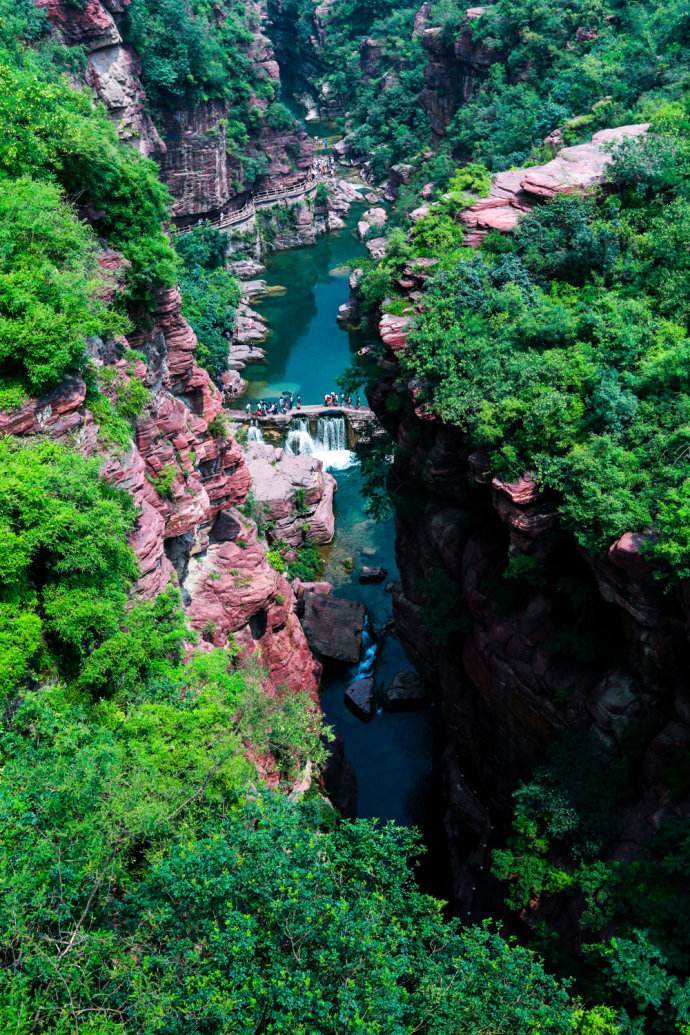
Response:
[285, 416, 357, 471]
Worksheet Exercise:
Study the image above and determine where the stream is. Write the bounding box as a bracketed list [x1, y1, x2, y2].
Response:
[243, 204, 437, 828]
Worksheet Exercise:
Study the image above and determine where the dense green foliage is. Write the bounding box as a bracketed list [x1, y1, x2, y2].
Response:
[381, 114, 690, 574]
[493, 735, 690, 1033]
[123, 0, 252, 112]
[1, 767, 613, 1033]
[0, 48, 176, 305]
[267, 538, 325, 582]
[0, 439, 138, 700]
[176, 224, 241, 379]
[0, 440, 607, 1032]
[0, 641, 329, 1031]
[5, 0, 690, 1028]
[272, 0, 429, 179]
[442, 0, 690, 172]
[0, 0, 180, 404]
[0, 177, 124, 394]
[0, 0, 176, 357]
[279, 0, 690, 203]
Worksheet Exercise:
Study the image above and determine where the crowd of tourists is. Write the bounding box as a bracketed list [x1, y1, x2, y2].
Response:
[245, 391, 362, 419]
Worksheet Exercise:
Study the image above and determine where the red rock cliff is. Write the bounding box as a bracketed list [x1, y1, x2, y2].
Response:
[0, 278, 320, 697]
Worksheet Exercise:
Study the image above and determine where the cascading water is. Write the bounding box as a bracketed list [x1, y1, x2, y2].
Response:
[352, 617, 377, 681]
[285, 414, 356, 471]
[285, 418, 314, 456]
[316, 415, 346, 452]
[247, 422, 264, 444]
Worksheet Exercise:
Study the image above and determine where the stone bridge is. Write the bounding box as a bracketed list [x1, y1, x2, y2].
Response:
[227, 404, 378, 446]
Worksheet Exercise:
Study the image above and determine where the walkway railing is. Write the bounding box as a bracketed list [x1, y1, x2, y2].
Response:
[174, 176, 320, 234]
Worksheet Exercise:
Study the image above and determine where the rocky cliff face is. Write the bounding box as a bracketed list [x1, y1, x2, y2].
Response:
[372, 342, 690, 917]
[41, 0, 315, 224]
[0, 273, 319, 696]
[158, 0, 315, 222]
[416, 5, 496, 139]
[37, 0, 165, 156]
[367, 134, 690, 914]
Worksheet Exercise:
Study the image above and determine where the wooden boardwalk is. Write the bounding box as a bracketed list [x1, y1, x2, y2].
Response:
[174, 177, 320, 235]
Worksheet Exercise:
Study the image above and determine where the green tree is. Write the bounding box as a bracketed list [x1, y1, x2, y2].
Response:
[0, 51, 177, 304]
[0, 177, 124, 393]
[0, 439, 137, 698]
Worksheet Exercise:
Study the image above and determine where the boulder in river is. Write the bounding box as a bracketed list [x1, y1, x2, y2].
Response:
[227, 259, 265, 279]
[300, 590, 365, 663]
[345, 677, 375, 721]
[359, 565, 388, 584]
[382, 670, 427, 710]
[366, 236, 387, 260]
[244, 442, 336, 546]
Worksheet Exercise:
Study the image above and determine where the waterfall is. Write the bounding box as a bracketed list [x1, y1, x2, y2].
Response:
[352, 617, 377, 680]
[284, 415, 356, 471]
[285, 418, 315, 456]
[315, 416, 346, 452]
[247, 422, 264, 444]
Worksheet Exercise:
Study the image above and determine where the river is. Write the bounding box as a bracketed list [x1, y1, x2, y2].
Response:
[242, 204, 437, 828]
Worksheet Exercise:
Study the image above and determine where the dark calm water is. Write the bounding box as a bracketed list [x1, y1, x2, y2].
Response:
[245, 208, 436, 828]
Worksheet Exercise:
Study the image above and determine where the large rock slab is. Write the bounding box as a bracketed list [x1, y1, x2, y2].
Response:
[86, 45, 164, 156]
[245, 442, 336, 546]
[301, 591, 365, 663]
[359, 566, 388, 584]
[357, 206, 387, 240]
[460, 124, 649, 246]
[345, 677, 375, 721]
[382, 670, 427, 710]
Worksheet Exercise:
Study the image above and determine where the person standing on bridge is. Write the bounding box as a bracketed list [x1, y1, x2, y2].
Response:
[296, 395, 302, 410]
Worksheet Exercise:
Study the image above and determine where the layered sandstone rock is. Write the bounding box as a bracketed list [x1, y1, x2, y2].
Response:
[460, 124, 649, 245]
[300, 590, 365, 664]
[357, 207, 387, 241]
[39, 0, 163, 155]
[0, 279, 318, 696]
[380, 396, 690, 912]
[159, 1, 315, 222]
[42, 0, 315, 225]
[245, 442, 336, 547]
[159, 101, 232, 218]
[184, 517, 320, 695]
[36, 0, 121, 52]
[86, 44, 165, 156]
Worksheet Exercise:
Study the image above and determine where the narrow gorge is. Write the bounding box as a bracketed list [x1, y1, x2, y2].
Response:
[1, 0, 689, 1032]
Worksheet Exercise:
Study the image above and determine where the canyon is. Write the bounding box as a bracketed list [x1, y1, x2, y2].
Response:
[3, 0, 690, 1025]
[24, 0, 683, 908]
